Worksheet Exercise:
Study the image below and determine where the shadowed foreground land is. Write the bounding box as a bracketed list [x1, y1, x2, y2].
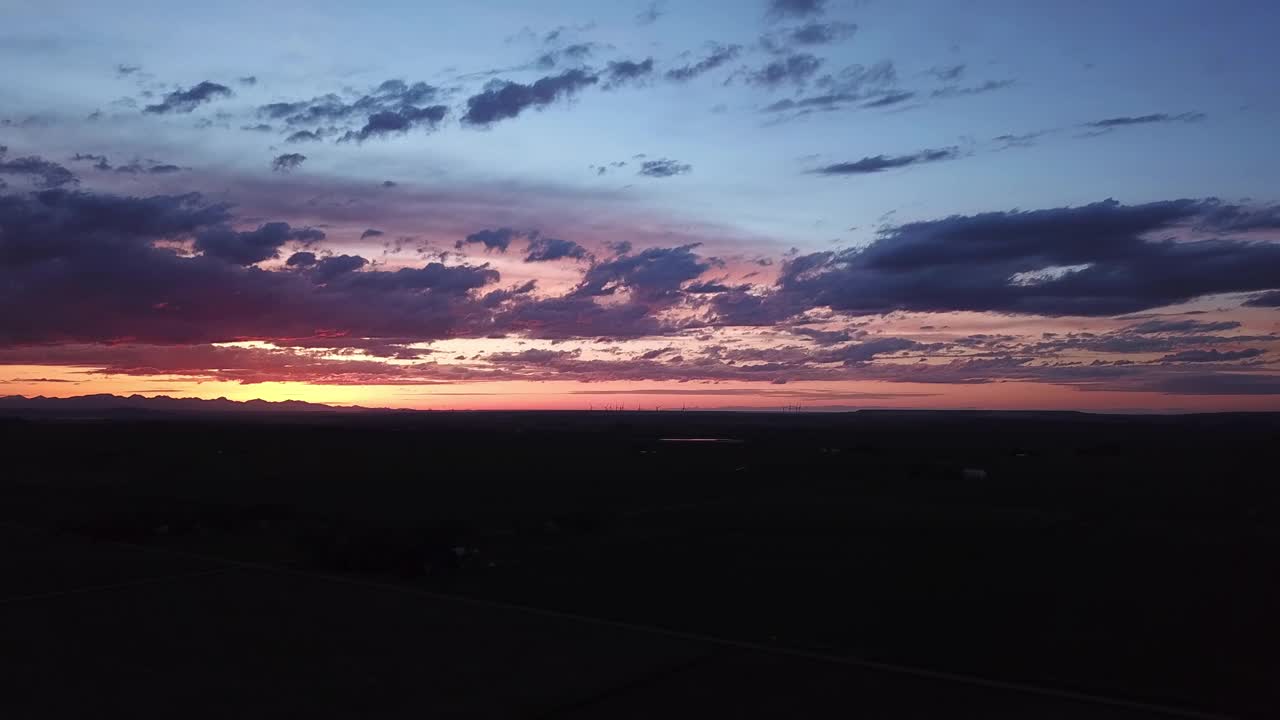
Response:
[2, 410, 1278, 718]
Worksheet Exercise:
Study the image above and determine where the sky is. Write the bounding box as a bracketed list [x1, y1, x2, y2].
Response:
[2, 0, 1279, 411]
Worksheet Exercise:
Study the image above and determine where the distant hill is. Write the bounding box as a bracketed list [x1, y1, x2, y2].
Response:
[0, 393, 366, 417]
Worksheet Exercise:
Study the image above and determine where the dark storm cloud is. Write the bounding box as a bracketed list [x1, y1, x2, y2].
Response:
[0, 147, 77, 188]
[638, 158, 692, 177]
[360, 228, 384, 239]
[1160, 348, 1265, 363]
[271, 153, 306, 172]
[525, 236, 589, 262]
[810, 147, 959, 175]
[664, 44, 742, 82]
[456, 227, 520, 252]
[603, 58, 655, 88]
[143, 81, 233, 114]
[194, 222, 325, 265]
[1084, 112, 1205, 129]
[745, 53, 824, 89]
[931, 79, 1015, 99]
[1244, 290, 1280, 307]
[461, 70, 599, 126]
[767, 0, 826, 21]
[768, 198, 1280, 318]
[338, 105, 448, 142]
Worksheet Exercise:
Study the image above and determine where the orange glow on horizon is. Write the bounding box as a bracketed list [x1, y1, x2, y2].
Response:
[4, 365, 1279, 413]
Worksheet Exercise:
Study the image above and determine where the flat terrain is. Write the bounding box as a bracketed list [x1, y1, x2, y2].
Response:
[2, 410, 1278, 718]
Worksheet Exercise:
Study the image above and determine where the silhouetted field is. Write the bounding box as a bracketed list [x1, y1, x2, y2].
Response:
[3, 410, 1278, 717]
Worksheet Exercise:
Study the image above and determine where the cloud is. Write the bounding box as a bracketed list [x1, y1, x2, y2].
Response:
[1244, 290, 1280, 307]
[927, 64, 965, 82]
[271, 153, 306, 172]
[993, 131, 1050, 149]
[861, 91, 915, 108]
[1125, 319, 1242, 334]
[810, 147, 959, 175]
[931, 79, 1015, 99]
[745, 53, 824, 89]
[6, 184, 1276, 394]
[665, 44, 742, 82]
[238, 75, 257, 86]
[638, 158, 692, 177]
[312, 254, 369, 282]
[286, 251, 317, 267]
[257, 79, 443, 138]
[455, 227, 520, 252]
[71, 154, 183, 175]
[1084, 112, 1205, 129]
[767, 198, 1280, 317]
[525, 236, 589, 262]
[767, 0, 826, 21]
[530, 43, 601, 71]
[194, 222, 325, 265]
[0, 188, 503, 346]
[760, 61, 898, 115]
[116, 64, 141, 76]
[71, 153, 111, 170]
[360, 228, 385, 239]
[462, 70, 599, 126]
[0, 147, 77, 188]
[1159, 348, 1265, 363]
[636, 1, 663, 25]
[604, 58, 655, 88]
[684, 280, 734, 294]
[286, 130, 322, 143]
[761, 21, 856, 52]
[574, 244, 710, 301]
[541, 23, 596, 45]
[338, 105, 448, 142]
[143, 81, 233, 114]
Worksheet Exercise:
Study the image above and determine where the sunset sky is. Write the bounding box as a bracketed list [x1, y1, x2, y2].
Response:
[2, 0, 1279, 410]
